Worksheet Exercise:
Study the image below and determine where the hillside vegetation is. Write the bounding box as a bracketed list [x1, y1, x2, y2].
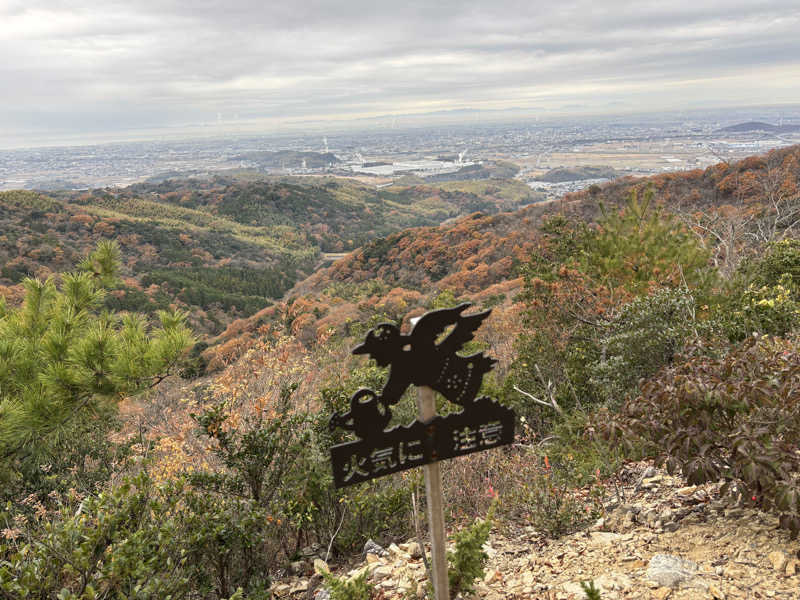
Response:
[2, 146, 800, 599]
[0, 174, 538, 335]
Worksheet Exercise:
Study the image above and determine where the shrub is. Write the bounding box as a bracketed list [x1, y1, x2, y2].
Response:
[0, 473, 274, 600]
[714, 238, 800, 342]
[180, 491, 276, 598]
[191, 382, 309, 505]
[190, 364, 414, 567]
[280, 427, 414, 558]
[321, 569, 376, 600]
[190, 382, 317, 567]
[717, 275, 800, 341]
[505, 450, 604, 538]
[290, 377, 414, 556]
[447, 500, 496, 598]
[599, 335, 800, 537]
[572, 287, 702, 406]
[508, 286, 706, 433]
[747, 238, 800, 287]
[0, 474, 191, 600]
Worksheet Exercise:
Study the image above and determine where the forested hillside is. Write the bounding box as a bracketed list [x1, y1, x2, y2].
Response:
[569, 146, 799, 214]
[2, 146, 800, 600]
[203, 145, 800, 372]
[0, 175, 538, 335]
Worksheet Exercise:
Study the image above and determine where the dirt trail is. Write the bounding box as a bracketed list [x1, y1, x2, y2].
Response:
[271, 460, 800, 599]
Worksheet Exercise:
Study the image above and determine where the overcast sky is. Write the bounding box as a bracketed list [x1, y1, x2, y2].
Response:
[2, 0, 800, 147]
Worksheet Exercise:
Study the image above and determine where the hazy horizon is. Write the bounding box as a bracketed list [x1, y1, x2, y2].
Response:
[2, 0, 800, 149]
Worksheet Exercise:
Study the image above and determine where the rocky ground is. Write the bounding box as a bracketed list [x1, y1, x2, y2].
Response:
[270, 461, 800, 599]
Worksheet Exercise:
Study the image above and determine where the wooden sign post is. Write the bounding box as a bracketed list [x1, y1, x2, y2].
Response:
[329, 304, 515, 600]
[417, 385, 449, 600]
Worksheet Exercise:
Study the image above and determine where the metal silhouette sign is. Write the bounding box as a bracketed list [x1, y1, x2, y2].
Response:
[329, 304, 515, 488]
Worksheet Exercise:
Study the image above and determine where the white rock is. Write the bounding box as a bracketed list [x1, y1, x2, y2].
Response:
[407, 541, 423, 559]
[313, 558, 329, 574]
[521, 571, 535, 586]
[646, 554, 698, 588]
[588, 531, 624, 546]
[371, 566, 393, 582]
[561, 581, 586, 596]
[767, 550, 788, 572]
[595, 572, 632, 591]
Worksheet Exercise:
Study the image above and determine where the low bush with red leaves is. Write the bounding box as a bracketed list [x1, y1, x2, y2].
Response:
[598, 335, 800, 537]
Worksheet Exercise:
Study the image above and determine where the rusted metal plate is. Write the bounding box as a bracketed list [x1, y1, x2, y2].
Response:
[330, 396, 514, 487]
[329, 304, 516, 488]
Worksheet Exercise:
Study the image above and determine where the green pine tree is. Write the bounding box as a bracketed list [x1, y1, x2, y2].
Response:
[582, 186, 713, 294]
[0, 241, 194, 491]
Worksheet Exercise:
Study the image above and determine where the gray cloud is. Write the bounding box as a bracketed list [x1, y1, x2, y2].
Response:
[1, 0, 799, 145]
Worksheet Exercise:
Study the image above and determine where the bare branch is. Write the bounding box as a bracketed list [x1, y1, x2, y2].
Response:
[513, 384, 563, 415]
[324, 504, 347, 563]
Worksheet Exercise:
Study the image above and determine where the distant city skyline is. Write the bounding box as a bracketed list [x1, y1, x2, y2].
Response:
[2, 0, 800, 148]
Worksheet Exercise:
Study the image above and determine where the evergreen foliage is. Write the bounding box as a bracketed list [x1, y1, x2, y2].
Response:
[715, 239, 800, 341]
[140, 264, 291, 316]
[571, 287, 703, 406]
[581, 186, 712, 293]
[0, 473, 259, 600]
[581, 580, 603, 600]
[747, 238, 800, 287]
[0, 241, 193, 492]
[447, 500, 496, 598]
[321, 569, 375, 600]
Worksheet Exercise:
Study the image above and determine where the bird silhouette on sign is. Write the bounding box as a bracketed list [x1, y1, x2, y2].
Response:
[352, 303, 496, 410]
[328, 389, 391, 440]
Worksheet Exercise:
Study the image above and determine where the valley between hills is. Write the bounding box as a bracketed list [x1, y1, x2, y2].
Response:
[2, 145, 800, 599]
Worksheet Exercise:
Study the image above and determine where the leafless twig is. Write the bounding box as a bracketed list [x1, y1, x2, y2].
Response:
[514, 381, 563, 416]
[324, 505, 347, 563]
